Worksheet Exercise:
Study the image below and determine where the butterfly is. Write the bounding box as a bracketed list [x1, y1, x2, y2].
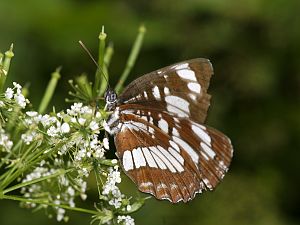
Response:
[103, 58, 233, 203]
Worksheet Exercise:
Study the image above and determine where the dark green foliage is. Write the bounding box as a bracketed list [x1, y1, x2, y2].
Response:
[0, 0, 299, 224]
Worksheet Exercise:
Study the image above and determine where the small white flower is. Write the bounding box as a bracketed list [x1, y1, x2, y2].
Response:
[109, 198, 122, 208]
[117, 215, 135, 225]
[21, 131, 37, 145]
[47, 126, 59, 137]
[60, 123, 70, 133]
[5, 88, 13, 99]
[94, 147, 105, 159]
[26, 111, 38, 117]
[95, 111, 102, 118]
[0, 128, 13, 151]
[67, 187, 75, 196]
[56, 208, 66, 222]
[111, 159, 118, 164]
[103, 137, 109, 149]
[89, 121, 99, 131]
[14, 93, 26, 108]
[13, 82, 22, 90]
[111, 170, 121, 184]
[78, 117, 86, 125]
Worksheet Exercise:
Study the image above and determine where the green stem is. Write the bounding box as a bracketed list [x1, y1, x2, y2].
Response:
[1, 194, 98, 215]
[94, 26, 107, 97]
[0, 140, 22, 169]
[104, 43, 114, 68]
[0, 44, 14, 93]
[115, 25, 146, 94]
[98, 43, 114, 97]
[0, 142, 36, 185]
[3, 168, 73, 194]
[1, 141, 65, 190]
[38, 67, 61, 114]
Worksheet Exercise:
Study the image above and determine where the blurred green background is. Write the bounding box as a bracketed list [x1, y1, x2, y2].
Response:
[1, 0, 300, 224]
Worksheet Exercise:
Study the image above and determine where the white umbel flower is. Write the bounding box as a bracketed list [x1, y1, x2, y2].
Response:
[117, 215, 135, 225]
[103, 137, 109, 149]
[60, 123, 70, 133]
[89, 121, 99, 131]
[5, 87, 13, 99]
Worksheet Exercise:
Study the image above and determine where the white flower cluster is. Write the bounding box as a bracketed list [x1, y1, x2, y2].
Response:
[117, 215, 135, 225]
[4, 82, 29, 108]
[0, 128, 13, 151]
[18, 102, 111, 221]
[21, 160, 87, 221]
[102, 166, 123, 209]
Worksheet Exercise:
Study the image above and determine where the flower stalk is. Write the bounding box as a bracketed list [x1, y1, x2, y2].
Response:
[38, 67, 61, 114]
[0, 44, 14, 93]
[115, 25, 146, 94]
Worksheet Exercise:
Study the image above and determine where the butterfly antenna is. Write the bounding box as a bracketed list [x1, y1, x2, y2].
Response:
[78, 40, 110, 88]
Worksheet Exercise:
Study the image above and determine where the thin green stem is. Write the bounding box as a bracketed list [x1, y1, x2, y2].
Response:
[1, 195, 98, 215]
[93, 166, 102, 198]
[0, 142, 36, 185]
[1, 141, 65, 189]
[95, 26, 107, 97]
[3, 168, 73, 194]
[115, 25, 146, 94]
[38, 67, 61, 114]
[99, 43, 114, 96]
[104, 43, 114, 68]
[0, 140, 22, 169]
[0, 44, 14, 93]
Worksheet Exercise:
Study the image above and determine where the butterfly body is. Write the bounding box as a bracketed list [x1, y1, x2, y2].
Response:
[103, 58, 233, 203]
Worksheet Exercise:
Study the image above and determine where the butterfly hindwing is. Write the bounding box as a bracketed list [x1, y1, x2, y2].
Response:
[113, 105, 233, 203]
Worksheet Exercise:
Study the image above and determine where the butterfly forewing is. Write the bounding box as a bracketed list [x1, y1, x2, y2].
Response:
[118, 58, 213, 123]
[104, 58, 233, 203]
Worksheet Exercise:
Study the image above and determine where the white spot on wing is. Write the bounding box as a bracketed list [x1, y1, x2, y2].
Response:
[168, 147, 184, 165]
[143, 91, 148, 99]
[149, 146, 167, 169]
[174, 63, 189, 70]
[157, 146, 184, 172]
[173, 136, 199, 164]
[132, 147, 146, 168]
[189, 93, 197, 101]
[191, 124, 211, 146]
[166, 105, 189, 117]
[150, 146, 176, 172]
[177, 69, 197, 81]
[152, 86, 161, 100]
[141, 115, 148, 121]
[164, 87, 170, 95]
[123, 150, 134, 171]
[201, 142, 216, 159]
[158, 119, 169, 133]
[165, 96, 190, 117]
[201, 152, 209, 161]
[187, 83, 201, 93]
[142, 147, 158, 168]
[172, 127, 179, 136]
[169, 140, 180, 152]
[140, 182, 154, 188]
[157, 183, 168, 190]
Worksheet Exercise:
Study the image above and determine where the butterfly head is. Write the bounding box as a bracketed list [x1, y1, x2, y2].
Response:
[104, 88, 118, 111]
